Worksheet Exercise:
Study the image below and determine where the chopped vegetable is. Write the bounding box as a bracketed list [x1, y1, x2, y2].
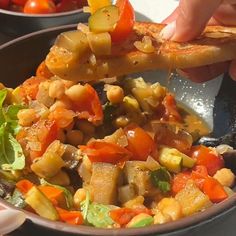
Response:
[56, 207, 83, 225]
[89, 5, 119, 33]
[110, 207, 152, 226]
[158, 147, 183, 173]
[110, 0, 135, 43]
[150, 167, 171, 193]
[202, 177, 228, 203]
[16, 179, 34, 194]
[125, 125, 155, 161]
[175, 181, 212, 216]
[25, 186, 59, 221]
[80, 140, 132, 164]
[90, 162, 121, 204]
[191, 145, 224, 176]
[40, 179, 73, 208]
[126, 213, 153, 228]
[87, 0, 111, 14]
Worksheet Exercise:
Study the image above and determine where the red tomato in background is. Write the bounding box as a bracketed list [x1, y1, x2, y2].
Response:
[56, 0, 77, 12]
[125, 125, 155, 161]
[74, 0, 87, 8]
[23, 0, 56, 14]
[12, 0, 27, 6]
[0, 0, 10, 9]
[110, 0, 135, 43]
[191, 145, 224, 176]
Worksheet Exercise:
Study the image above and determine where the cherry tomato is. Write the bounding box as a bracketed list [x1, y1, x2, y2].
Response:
[0, 0, 10, 9]
[12, 0, 27, 6]
[80, 141, 132, 164]
[74, 0, 87, 8]
[191, 145, 224, 176]
[110, 0, 135, 43]
[23, 0, 56, 14]
[56, 0, 77, 12]
[125, 125, 155, 161]
[56, 207, 84, 225]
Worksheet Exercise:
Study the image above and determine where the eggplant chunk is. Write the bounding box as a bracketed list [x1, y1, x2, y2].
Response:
[90, 163, 121, 205]
[124, 161, 158, 197]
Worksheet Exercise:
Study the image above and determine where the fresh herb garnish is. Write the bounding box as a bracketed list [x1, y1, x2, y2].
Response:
[80, 192, 114, 228]
[150, 167, 171, 193]
[0, 89, 26, 171]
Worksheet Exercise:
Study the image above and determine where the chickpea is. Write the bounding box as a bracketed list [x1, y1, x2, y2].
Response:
[114, 116, 130, 128]
[49, 80, 65, 99]
[65, 84, 88, 102]
[154, 210, 172, 224]
[157, 198, 182, 221]
[74, 188, 87, 208]
[106, 85, 124, 104]
[76, 120, 95, 134]
[66, 130, 84, 147]
[213, 168, 235, 187]
[17, 109, 37, 127]
[50, 96, 72, 112]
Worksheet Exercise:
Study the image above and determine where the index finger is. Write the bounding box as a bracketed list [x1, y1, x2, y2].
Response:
[173, 0, 222, 41]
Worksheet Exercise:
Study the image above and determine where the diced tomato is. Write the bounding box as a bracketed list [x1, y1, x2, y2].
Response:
[191, 145, 224, 176]
[80, 140, 132, 164]
[191, 165, 208, 189]
[172, 172, 192, 195]
[110, 207, 152, 226]
[56, 207, 83, 225]
[110, 0, 135, 43]
[12, 0, 27, 6]
[202, 177, 228, 203]
[19, 76, 46, 102]
[72, 84, 103, 124]
[24, 0, 56, 14]
[124, 125, 155, 161]
[36, 60, 54, 79]
[162, 94, 182, 122]
[49, 107, 75, 129]
[16, 179, 34, 194]
[17, 120, 58, 161]
[0, 0, 10, 9]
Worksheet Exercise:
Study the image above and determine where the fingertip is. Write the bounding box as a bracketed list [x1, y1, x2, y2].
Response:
[160, 21, 176, 40]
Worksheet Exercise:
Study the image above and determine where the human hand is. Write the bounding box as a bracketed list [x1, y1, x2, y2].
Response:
[161, 0, 236, 82]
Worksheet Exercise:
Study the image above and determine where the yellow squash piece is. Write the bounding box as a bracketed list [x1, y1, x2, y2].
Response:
[88, 0, 112, 14]
[25, 186, 59, 221]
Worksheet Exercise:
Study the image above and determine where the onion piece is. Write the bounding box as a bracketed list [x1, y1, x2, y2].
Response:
[134, 36, 155, 53]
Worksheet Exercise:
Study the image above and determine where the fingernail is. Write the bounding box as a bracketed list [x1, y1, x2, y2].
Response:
[160, 21, 176, 40]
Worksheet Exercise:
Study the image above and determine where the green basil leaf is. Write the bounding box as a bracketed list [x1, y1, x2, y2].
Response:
[86, 203, 114, 228]
[80, 190, 90, 220]
[150, 167, 171, 193]
[40, 179, 73, 209]
[1, 127, 25, 171]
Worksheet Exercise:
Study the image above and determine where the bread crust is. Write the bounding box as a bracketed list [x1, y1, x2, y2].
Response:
[46, 22, 236, 81]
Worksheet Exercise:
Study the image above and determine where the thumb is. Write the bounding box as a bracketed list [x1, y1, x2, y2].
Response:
[161, 0, 221, 42]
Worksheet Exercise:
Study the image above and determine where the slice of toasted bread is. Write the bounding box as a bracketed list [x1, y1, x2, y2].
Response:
[46, 22, 236, 81]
